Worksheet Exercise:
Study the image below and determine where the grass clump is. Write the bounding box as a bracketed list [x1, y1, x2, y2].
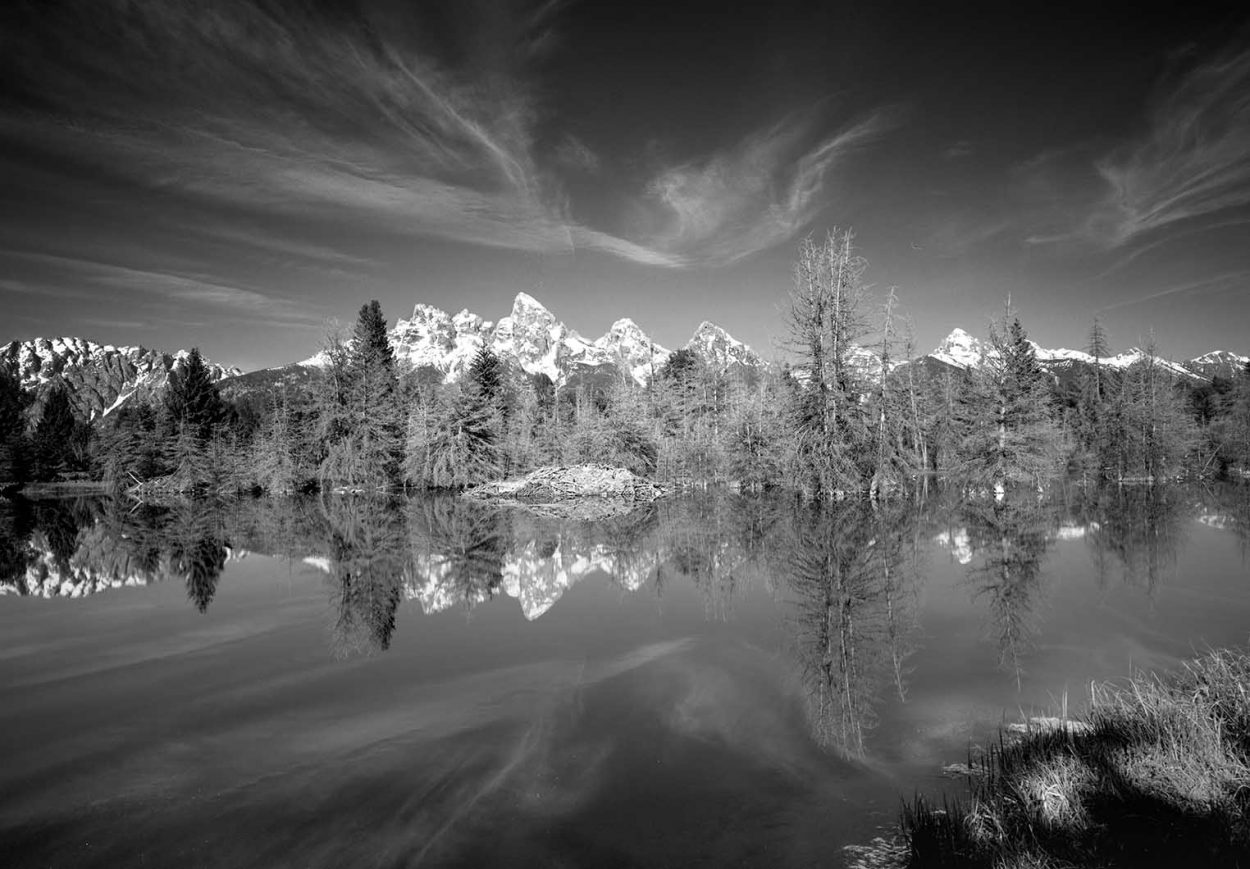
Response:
[901, 648, 1250, 867]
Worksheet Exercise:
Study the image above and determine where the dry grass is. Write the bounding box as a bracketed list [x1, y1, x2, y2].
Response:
[900, 648, 1250, 868]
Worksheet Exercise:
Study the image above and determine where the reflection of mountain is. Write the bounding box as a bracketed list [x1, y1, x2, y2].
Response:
[5, 484, 1244, 675]
[405, 499, 661, 618]
[0, 501, 239, 611]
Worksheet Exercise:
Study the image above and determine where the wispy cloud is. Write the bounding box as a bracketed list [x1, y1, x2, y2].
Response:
[1097, 268, 1250, 312]
[1, 0, 686, 269]
[2, 1, 897, 273]
[644, 110, 899, 265]
[554, 135, 601, 174]
[1014, 38, 1250, 252]
[4, 251, 323, 326]
[1091, 41, 1250, 246]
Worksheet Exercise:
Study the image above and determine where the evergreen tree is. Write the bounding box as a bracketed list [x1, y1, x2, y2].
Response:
[406, 382, 502, 489]
[1214, 361, 1250, 475]
[1103, 341, 1197, 481]
[319, 302, 403, 491]
[1072, 317, 1114, 474]
[468, 346, 504, 405]
[165, 348, 228, 441]
[32, 387, 77, 481]
[0, 363, 32, 483]
[250, 391, 300, 494]
[954, 307, 1062, 493]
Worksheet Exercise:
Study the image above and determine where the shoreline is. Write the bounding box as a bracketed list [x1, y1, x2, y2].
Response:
[857, 648, 1250, 868]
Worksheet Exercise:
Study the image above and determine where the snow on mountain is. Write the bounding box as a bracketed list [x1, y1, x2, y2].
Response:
[917, 328, 1238, 383]
[0, 336, 241, 418]
[301, 293, 751, 387]
[684, 321, 763, 373]
[1186, 350, 1249, 379]
[407, 536, 654, 620]
[929, 328, 991, 369]
[594, 318, 670, 385]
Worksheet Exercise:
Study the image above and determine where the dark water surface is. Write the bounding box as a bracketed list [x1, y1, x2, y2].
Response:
[2, 486, 1249, 868]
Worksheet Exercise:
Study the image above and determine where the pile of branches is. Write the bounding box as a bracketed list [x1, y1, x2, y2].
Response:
[466, 464, 666, 503]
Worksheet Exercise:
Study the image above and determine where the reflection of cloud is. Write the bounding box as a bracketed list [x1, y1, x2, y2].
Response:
[646, 111, 899, 266]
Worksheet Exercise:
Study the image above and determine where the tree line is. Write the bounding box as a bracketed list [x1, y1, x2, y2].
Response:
[2, 231, 1248, 497]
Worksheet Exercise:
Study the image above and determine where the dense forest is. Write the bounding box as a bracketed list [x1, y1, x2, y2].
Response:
[2, 230, 1248, 498]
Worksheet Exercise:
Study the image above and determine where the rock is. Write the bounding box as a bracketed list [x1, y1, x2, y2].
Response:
[465, 464, 666, 503]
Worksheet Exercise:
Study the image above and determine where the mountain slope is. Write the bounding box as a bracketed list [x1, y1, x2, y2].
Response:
[1, 337, 241, 418]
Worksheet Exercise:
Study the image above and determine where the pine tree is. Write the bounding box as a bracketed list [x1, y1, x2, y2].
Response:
[468, 346, 504, 405]
[1103, 340, 1196, 482]
[954, 307, 1062, 493]
[165, 348, 228, 441]
[32, 387, 77, 482]
[1073, 317, 1114, 474]
[250, 391, 300, 494]
[408, 383, 501, 489]
[0, 363, 32, 483]
[318, 302, 403, 491]
[1216, 361, 1250, 474]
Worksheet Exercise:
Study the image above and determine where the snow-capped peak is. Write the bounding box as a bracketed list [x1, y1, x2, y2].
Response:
[930, 328, 989, 369]
[511, 291, 552, 317]
[295, 295, 759, 386]
[0, 336, 241, 417]
[685, 321, 762, 372]
[594, 318, 671, 384]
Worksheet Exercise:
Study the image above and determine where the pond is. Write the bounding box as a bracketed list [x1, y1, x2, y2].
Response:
[1, 485, 1249, 868]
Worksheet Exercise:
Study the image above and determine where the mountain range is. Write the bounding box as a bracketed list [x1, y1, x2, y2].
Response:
[920, 327, 1248, 381]
[0, 337, 241, 418]
[301, 291, 760, 387]
[3, 294, 1246, 417]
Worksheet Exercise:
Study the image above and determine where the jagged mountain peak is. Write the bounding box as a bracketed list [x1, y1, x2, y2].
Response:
[929, 328, 989, 369]
[304, 294, 752, 388]
[1, 336, 241, 418]
[511, 291, 552, 315]
[685, 321, 762, 372]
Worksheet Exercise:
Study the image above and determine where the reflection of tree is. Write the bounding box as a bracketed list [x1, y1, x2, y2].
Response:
[782, 501, 921, 757]
[657, 494, 757, 619]
[405, 497, 509, 612]
[1212, 483, 1250, 557]
[325, 497, 406, 657]
[30, 499, 94, 574]
[0, 499, 34, 592]
[1081, 486, 1184, 593]
[168, 503, 230, 614]
[961, 498, 1054, 685]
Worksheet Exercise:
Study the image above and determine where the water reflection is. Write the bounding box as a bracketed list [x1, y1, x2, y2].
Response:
[1077, 485, 1186, 593]
[2, 484, 1247, 750]
[326, 498, 405, 657]
[957, 498, 1055, 684]
[784, 501, 922, 755]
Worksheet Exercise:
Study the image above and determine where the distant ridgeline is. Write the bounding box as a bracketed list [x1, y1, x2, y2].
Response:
[2, 231, 1249, 496]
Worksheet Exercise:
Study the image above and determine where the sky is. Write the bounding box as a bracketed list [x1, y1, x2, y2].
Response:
[1, 0, 1248, 371]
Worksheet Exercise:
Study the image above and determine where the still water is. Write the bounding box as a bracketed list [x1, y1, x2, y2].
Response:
[1, 486, 1249, 867]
